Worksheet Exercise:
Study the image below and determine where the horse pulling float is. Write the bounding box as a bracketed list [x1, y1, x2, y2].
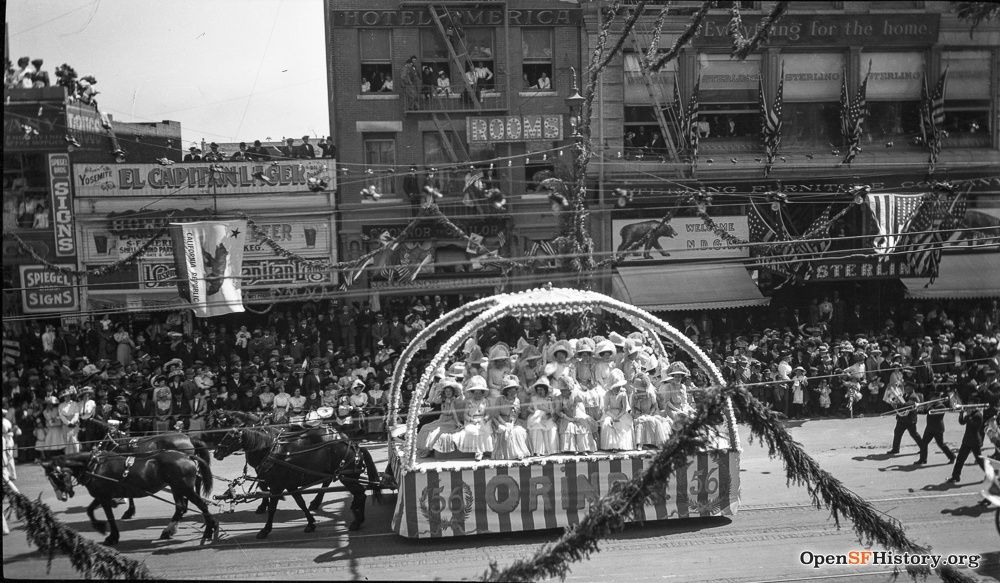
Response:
[385, 286, 741, 538]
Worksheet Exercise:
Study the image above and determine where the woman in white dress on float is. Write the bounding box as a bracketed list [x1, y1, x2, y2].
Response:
[553, 375, 597, 454]
[452, 375, 495, 461]
[416, 379, 463, 458]
[600, 369, 634, 451]
[490, 375, 531, 460]
[526, 376, 559, 456]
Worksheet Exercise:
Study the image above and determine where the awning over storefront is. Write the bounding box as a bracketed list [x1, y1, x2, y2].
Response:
[901, 253, 1000, 300]
[612, 264, 770, 311]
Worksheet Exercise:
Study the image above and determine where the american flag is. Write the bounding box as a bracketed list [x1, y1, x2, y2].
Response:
[398, 251, 433, 282]
[838, 68, 851, 145]
[672, 81, 683, 126]
[842, 61, 871, 165]
[684, 77, 700, 160]
[898, 187, 967, 281]
[865, 193, 925, 255]
[922, 69, 948, 172]
[785, 206, 835, 280]
[748, 202, 780, 248]
[759, 64, 783, 178]
[528, 239, 557, 268]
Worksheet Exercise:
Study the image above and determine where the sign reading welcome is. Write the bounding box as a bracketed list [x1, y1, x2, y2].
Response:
[467, 115, 563, 144]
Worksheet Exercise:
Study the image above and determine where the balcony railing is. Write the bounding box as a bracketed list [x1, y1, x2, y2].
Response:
[404, 74, 508, 114]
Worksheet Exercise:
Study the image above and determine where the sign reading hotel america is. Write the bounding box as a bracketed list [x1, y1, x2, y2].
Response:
[330, 8, 581, 27]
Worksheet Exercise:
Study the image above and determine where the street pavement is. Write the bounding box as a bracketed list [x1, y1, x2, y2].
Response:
[3, 415, 999, 582]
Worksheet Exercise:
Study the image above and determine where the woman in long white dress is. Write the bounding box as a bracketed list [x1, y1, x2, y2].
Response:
[525, 377, 559, 456]
[554, 376, 597, 454]
[485, 343, 512, 397]
[416, 380, 463, 457]
[600, 369, 634, 451]
[632, 375, 665, 448]
[490, 375, 531, 460]
[593, 340, 617, 390]
[515, 345, 544, 393]
[451, 375, 494, 460]
[657, 361, 695, 435]
[574, 338, 597, 390]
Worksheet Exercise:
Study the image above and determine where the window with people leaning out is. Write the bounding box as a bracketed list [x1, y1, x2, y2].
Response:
[623, 52, 677, 159]
[695, 54, 760, 151]
[522, 29, 553, 91]
[363, 134, 397, 196]
[360, 29, 393, 94]
[3, 153, 52, 233]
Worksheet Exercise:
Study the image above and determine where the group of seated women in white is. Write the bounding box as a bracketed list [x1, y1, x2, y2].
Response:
[415, 332, 698, 461]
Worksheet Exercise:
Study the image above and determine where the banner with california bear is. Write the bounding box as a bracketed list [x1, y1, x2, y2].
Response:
[169, 220, 248, 317]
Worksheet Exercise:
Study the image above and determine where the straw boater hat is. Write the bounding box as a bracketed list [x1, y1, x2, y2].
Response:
[575, 337, 596, 354]
[466, 375, 489, 394]
[59, 386, 77, 398]
[446, 362, 467, 379]
[467, 346, 489, 368]
[488, 343, 511, 362]
[608, 368, 628, 389]
[666, 361, 691, 378]
[501, 374, 521, 392]
[440, 378, 463, 397]
[595, 339, 616, 356]
[79, 385, 95, 395]
[608, 332, 627, 348]
[520, 345, 542, 361]
[550, 340, 574, 359]
[532, 375, 551, 393]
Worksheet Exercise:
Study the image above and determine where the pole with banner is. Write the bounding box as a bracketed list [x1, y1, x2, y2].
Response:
[169, 220, 248, 317]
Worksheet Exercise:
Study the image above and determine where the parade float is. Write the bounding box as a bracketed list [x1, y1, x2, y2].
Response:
[385, 287, 741, 538]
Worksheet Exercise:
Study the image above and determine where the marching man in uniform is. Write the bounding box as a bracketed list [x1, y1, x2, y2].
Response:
[949, 390, 998, 483]
[886, 382, 922, 456]
[916, 385, 954, 465]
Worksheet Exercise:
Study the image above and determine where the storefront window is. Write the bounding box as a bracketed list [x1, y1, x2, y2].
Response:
[942, 50, 992, 148]
[363, 134, 396, 195]
[781, 52, 845, 149]
[697, 54, 760, 151]
[522, 29, 554, 91]
[623, 53, 677, 158]
[864, 52, 924, 147]
[360, 29, 393, 93]
[3, 153, 51, 233]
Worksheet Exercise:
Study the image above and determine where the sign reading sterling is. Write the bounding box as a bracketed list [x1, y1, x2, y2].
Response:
[467, 115, 563, 144]
[73, 161, 333, 197]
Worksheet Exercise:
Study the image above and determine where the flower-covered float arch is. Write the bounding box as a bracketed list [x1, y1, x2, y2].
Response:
[386, 286, 741, 538]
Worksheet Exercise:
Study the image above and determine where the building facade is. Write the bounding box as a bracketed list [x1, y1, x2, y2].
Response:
[586, 1, 1000, 311]
[325, 0, 584, 301]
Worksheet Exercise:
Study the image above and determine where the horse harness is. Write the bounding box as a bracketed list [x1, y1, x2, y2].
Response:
[254, 428, 366, 485]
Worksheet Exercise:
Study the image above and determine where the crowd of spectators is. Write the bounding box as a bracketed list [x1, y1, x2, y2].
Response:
[2, 292, 997, 466]
[181, 137, 335, 163]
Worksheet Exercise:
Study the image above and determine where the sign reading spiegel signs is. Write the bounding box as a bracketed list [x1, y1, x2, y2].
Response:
[48, 153, 76, 257]
[467, 115, 563, 144]
[20, 265, 78, 313]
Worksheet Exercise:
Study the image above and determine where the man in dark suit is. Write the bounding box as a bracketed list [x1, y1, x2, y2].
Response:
[302, 365, 323, 395]
[949, 390, 998, 482]
[916, 386, 955, 464]
[887, 382, 923, 455]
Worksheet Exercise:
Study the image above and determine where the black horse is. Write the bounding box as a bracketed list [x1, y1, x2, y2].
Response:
[214, 425, 380, 538]
[91, 417, 213, 521]
[42, 450, 218, 546]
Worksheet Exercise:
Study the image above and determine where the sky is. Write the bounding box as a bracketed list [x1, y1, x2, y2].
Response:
[7, 0, 330, 147]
